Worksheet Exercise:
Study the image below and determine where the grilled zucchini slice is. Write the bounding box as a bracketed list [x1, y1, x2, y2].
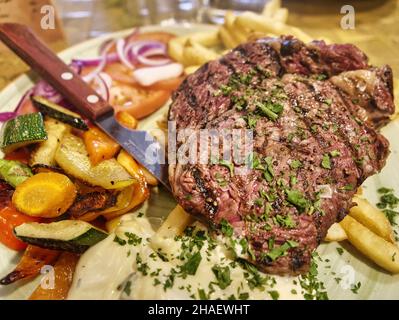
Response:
[0, 113, 47, 153]
[30, 118, 70, 167]
[32, 96, 88, 131]
[0, 159, 33, 187]
[55, 133, 135, 189]
[14, 220, 108, 253]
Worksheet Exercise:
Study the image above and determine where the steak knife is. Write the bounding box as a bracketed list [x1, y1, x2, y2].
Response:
[0, 23, 170, 191]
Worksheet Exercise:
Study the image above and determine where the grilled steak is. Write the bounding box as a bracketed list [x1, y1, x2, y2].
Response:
[168, 36, 395, 275]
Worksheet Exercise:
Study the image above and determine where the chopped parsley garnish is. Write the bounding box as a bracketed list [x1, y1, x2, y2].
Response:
[336, 247, 344, 256]
[290, 159, 302, 169]
[125, 232, 142, 246]
[211, 265, 232, 289]
[330, 150, 341, 157]
[254, 198, 264, 207]
[351, 282, 361, 294]
[180, 251, 202, 276]
[122, 280, 132, 296]
[340, 184, 354, 191]
[286, 189, 311, 213]
[299, 253, 328, 300]
[274, 214, 296, 229]
[113, 235, 126, 246]
[219, 159, 235, 176]
[239, 259, 269, 290]
[263, 156, 275, 182]
[257, 101, 284, 122]
[245, 114, 258, 129]
[264, 240, 298, 261]
[268, 290, 280, 300]
[136, 253, 149, 276]
[321, 154, 332, 169]
[315, 74, 327, 81]
[377, 187, 399, 226]
[239, 292, 249, 300]
[220, 219, 234, 237]
[198, 288, 209, 300]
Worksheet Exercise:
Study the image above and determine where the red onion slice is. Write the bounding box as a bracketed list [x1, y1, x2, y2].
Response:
[0, 112, 17, 122]
[116, 38, 135, 70]
[82, 40, 115, 83]
[92, 73, 111, 101]
[72, 53, 119, 67]
[133, 63, 183, 86]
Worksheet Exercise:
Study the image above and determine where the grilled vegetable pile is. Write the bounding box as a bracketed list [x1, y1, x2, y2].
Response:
[0, 96, 152, 291]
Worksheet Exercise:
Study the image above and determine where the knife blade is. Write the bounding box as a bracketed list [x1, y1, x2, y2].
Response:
[0, 23, 170, 191]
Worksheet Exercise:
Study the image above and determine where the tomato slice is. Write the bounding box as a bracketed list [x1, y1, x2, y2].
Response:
[148, 76, 185, 91]
[0, 206, 41, 251]
[16, 98, 37, 116]
[110, 83, 170, 119]
[103, 62, 136, 85]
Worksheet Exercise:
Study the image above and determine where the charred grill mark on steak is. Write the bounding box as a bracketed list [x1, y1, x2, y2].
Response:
[192, 167, 218, 217]
[169, 36, 394, 275]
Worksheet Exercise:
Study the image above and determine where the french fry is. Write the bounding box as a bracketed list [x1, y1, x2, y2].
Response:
[236, 12, 313, 43]
[189, 31, 220, 47]
[168, 37, 186, 63]
[218, 26, 237, 49]
[340, 215, 399, 274]
[224, 11, 235, 29]
[273, 8, 289, 24]
[325, 223, 347, 242]
[225, 11, 248, 44]
[236, 11, 285, 35]
[183, 40, 220, 66]
[350, 197, 395, 243]
[185, 65, 200, 75]
[262, 0, 281, 18]
[154, 205, 193, 239]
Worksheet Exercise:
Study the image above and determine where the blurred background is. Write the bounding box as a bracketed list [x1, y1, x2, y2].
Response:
[0, 0, 398, 89]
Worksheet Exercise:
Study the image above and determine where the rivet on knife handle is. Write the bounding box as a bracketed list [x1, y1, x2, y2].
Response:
[0, 23, 112, 120]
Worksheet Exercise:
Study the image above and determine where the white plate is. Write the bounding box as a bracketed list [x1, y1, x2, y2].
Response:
[0, 24, 398, 300]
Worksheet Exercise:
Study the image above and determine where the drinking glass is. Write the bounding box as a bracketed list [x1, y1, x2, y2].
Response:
[202, 0, 270, 24]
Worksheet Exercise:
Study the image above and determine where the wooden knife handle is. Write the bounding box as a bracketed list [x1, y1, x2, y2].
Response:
[0, 23, 112, 120]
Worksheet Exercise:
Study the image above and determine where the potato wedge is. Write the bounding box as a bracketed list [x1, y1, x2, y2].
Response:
[325, 223, 347, 242]
[340, 216, 399, 274]
[350, 197, 395, 243]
